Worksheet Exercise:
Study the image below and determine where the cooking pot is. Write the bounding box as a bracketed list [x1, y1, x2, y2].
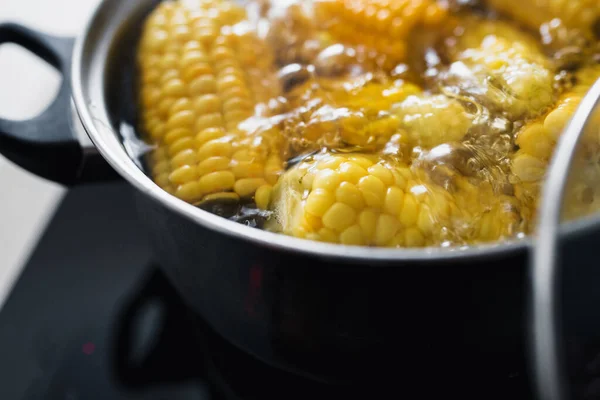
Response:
[2, 0, 600, 396]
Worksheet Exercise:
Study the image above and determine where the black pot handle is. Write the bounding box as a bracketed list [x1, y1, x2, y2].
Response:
[0, 23, 118, 185]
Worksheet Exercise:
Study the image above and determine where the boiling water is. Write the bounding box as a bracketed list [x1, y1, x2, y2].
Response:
[124, 0, 600, 247]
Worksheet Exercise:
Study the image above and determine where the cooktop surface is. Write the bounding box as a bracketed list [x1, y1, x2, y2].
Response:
[2, 182, 600, 400]
[0, 182, 207, 399]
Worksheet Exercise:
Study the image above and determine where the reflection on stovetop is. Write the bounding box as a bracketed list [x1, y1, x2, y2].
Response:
[0, 182, 191, 400]
[2, 183, 600, 400]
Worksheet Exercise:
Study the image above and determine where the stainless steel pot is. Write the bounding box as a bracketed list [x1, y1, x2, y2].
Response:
[2, 0, 600, 396]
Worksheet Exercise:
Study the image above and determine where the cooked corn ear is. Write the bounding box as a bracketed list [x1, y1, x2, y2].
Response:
[282, 77, 421, 152]
[392, 94, 474, 148]
[139, 0, 284, 207]
[444, 18, 555, 119]
[313, 0, 449, 67]
[267, 152, 525, 246]
[512, 64, 600, 217]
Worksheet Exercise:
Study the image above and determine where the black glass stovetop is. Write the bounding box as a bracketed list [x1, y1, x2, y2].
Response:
[3, 182, 600, 400]
[0, 182, 207, 399]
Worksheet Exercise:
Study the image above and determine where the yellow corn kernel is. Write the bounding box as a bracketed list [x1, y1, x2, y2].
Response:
[358, 209, 378, 242]
[335, 182, 365, 210]
[160, 70, 180, 86]
[368, 164, 394, 187]
[417, 204, 435, 235]
[358, 175, 386, 208]
[195, 127, 226, 147]
[166, 110, 196, 131]
[230, 161, 264, 179]
[189, 75, 217, 96]
[170, 148, 198, 168]
[180, 50, 209, 71]
[313, 169, 342, 192]
[168, 137, 195, 157]
[200, 192, 240, 204]
[183, 63, 214, 82]
[305, 189, 336, 217]
[255, 184, 272, 210]
[163, 79, 187, 97]
[169, 164, 199, 185]
[175, 181, 203, 202]
[374, 214, 400, 246]
[305, 213, 323, 231]
[405, 227, 426, 247]
[193, 94, 222, 113]
[154, 172, 171, 190]
[142, 87, 161, 108]
[197, 137, 234, 160]
[157, 98, 177, 118]
[198, 170, 236, 194]
[164, 128, 193, 146]
[340, 225, 365, 246]
[194, 113, 224, 132]
[384, 186, 404, 217]
[197, 156, 231, 176]
[152, 161, 170, 175]
[322, 202, 357, 232]
[159, 54, 179, 70]
[399, 194, 419, 228]
[234, 178, 267, 198]
[338, 162, 368, 185]
[264, 155, 283, 185]
[317, 227, 338, 243]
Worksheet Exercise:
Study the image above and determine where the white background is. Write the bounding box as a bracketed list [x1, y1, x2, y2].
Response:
[0, 0, 101, 307]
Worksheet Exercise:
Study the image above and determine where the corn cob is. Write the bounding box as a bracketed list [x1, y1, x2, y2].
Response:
[313, 0, 449, 68]
[443, 18, 555, 120]
[485, 0, 600, 34]
[511, 64, 600, 218]
[266, 152, 526, 247]
[139, 0, 284, 208]
[282, 77, 422, 153]
[283, 72, 473, 151]
[392, 94, 474, 148]
[285, 75, 422, 111]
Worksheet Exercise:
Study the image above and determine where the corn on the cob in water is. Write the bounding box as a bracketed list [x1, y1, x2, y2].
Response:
[137, 0, 600, 248]
[485, 0, 600, 35]
[266, 152, 525, 246]
[392, 94, 474, 148]
[512, 64, 600, 218]
[443, 18, 555, 120]
[281, 76, 421, 152]
[313, 0, 449, 68]
[138, 0, 283, 208]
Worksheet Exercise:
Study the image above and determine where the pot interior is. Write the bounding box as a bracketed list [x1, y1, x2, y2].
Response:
[72, 0, 600, 263]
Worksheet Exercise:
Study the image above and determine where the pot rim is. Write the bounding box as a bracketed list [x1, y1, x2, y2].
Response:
[69, 0, 600, 264]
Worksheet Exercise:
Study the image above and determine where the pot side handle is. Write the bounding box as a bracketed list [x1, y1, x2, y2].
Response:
[0, 23, 118, 185]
